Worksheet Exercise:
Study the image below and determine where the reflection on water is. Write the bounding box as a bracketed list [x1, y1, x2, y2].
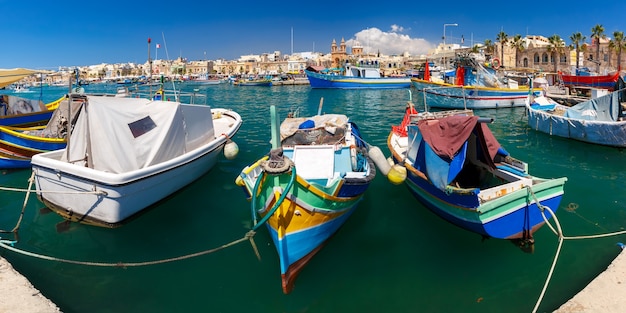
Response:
[1, 83, 626, 313]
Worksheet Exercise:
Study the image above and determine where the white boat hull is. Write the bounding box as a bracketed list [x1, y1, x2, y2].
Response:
[31, 106, 242, 227]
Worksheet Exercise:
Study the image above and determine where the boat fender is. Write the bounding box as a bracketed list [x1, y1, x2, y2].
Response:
[387, 164, 407, 185]
[224, 140, 239, 160]
[350, 145, 357, 171]
[368, 145, 390, 176]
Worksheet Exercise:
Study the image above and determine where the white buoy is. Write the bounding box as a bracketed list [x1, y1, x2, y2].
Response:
[224, 140, 239, 160]
[368, 145, 390, 176]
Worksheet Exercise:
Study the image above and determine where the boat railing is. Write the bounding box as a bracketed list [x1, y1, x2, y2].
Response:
[127, 88, 207, 105]
[422, 85, 469, 111]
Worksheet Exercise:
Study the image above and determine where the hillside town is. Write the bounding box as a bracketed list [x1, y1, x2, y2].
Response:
[16, 31, 625, 87]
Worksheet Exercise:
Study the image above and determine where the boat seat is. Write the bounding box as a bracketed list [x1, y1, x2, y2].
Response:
[478, 168, 533, 202]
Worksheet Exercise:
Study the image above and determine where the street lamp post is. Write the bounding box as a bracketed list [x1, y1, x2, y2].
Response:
[443, 23, 458, 46]
[442, 23, 458, 72]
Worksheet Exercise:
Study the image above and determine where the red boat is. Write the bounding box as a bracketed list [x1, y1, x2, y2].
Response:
[559, 71, 621, 91]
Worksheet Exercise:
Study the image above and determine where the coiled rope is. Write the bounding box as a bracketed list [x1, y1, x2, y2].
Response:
[526, 185, 626, 313]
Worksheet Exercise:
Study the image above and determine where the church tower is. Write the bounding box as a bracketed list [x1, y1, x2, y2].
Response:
[351, 41, 363, 57]
[331, 38, 348, 68]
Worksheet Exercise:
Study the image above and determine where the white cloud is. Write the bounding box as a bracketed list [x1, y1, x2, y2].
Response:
[345, 26, 434, 57]
[390, 24, 404, 32]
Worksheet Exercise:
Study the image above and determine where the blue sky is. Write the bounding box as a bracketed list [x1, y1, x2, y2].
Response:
[2, 1, 624, 70]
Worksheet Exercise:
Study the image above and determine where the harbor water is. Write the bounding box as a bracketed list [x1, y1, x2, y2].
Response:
[1, 83, 625, 312]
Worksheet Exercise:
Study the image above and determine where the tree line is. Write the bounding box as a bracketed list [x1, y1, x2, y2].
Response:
[475, 24, 625, 73]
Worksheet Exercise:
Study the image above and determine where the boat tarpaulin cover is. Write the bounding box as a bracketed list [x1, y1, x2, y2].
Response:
[280, 114, 348, 141]
[416, 115, 501, 190]
[63, 96, 187, 173]
[565, 90, 620, 122]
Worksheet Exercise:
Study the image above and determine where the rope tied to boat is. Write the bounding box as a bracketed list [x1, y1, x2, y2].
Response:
[525, 185, 626, 313]
[248, 160, 297, 261]
[0, 172, 36, 234]
[0, 173, 259, 267]
[0, 230, 257, 267]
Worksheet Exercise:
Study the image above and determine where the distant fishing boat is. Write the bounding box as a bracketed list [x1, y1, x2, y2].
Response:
[236, 105, 376, 293]
[411, 55, 543, 109]
[234, 77, 272, 86]
[188, 74, 224, 85]
[305, 60, 410, 89]
[559, 70, 621, 91]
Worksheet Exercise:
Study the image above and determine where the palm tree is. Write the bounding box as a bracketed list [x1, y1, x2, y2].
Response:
[471, 44, 480, 54]
[483, 39, 495, 56]
[591, 24, 605, 72]
[509, 34, 525, 68]
[547, 34, 566, 73]
[610, 31, 625, 71]
[569, 32, 587, 70]
[496, 31, 508, 66]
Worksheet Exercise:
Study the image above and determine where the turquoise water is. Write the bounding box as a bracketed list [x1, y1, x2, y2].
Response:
[1, 83, 626, 313]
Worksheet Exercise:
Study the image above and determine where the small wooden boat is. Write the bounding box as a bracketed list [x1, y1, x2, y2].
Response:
[305, 60, 410, 89]
[384, 102, 567, 245]
[0, 145, 32, 168]
[0, 96, 84, 168]
[526, 83, 626, 147]
[0, 95, 64, 127]
[0, 68, 64, 127]
[236, 105, 376, 293]
[234, 78, 272, 86]
[31, 94, 242, 227]
[559, 70, 620, 91]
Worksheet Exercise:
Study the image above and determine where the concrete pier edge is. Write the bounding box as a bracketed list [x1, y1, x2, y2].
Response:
[1, 248, 625, 312]
[0, 256, 60, 313]
[554, 247, 626, 313]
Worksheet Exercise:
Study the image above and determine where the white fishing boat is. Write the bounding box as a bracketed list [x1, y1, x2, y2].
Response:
[31, 94, 242, 227]
[305, 60, 410, 89]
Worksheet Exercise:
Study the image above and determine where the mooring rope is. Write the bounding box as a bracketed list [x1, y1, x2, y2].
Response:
[0, 171, 260, 268]
[526, 185, 626, 313]
[0, 172, 36, 234]
[0, 230, 256, 267]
